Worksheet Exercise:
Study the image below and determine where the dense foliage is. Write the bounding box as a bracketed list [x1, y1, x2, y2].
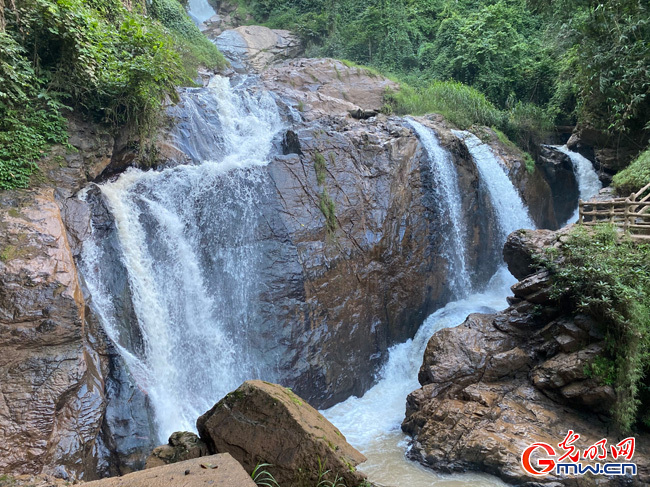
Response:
[541, 225, 650, 432]
[613, 147, 650, 196]
[0, 0, 225, 189]
[232, 0, 649, 150]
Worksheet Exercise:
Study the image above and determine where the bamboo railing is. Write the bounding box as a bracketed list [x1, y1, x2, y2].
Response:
[579, 182, 650, 241]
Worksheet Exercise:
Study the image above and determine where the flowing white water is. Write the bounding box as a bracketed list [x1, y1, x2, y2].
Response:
[552, 145, 602, 224]
[407, 120, 471, 296]
[323, 268, 513, 487]
[80, 76, 283, 440]
[453, 130, 535, 241]
[187, 0, 216, 24]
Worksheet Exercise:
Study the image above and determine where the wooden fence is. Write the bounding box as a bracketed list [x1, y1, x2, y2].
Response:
[579, 182, 650, 241]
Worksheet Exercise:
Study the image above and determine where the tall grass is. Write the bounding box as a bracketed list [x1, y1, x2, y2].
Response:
[384, 79, 552, 153]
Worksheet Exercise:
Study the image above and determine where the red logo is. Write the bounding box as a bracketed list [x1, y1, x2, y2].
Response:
[521, 432, 637, 477]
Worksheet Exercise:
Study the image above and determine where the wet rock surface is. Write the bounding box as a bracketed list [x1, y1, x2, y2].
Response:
[537, 145, 580, 226]
[0, 188, 105, 479]
[197, 381, 367, 487]
[403, 228, 650, 486]
[261, 114, 500, 406]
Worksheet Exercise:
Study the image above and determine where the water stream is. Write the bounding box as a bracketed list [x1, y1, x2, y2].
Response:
[80, 5, 542, 484]
[552, 145, 603, 224]
[406, 120, 471, 297]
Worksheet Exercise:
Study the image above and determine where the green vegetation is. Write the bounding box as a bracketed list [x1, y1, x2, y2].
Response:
[540, 225, 650, 432]
[233, 0, 649, 162]
[0, 0, 225, 190]
[314, 152, 327, 185]
[319, 189, 337, 235]
[252, 463, 280, 487]
[613, 148, 650, 196]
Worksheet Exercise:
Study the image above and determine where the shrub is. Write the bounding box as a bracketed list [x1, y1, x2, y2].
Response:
[613, 147, 650, 196]
[540, 225, 650, 432]
[385, 80, 503, 129]
[0, 0, 224, 190]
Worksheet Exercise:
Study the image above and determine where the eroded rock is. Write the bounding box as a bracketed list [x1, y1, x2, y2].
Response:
[197, 381, 366, 487]
[404, 229, 650, 486]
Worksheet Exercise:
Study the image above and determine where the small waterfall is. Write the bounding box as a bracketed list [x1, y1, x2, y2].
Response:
[80, 75, 283, 440]
[324, 128, 534, 487]
[553, 145, 602, 223]
[453, 130, 535, 241]
[406, 120, 471, 296]
[187, 0, 216, 24]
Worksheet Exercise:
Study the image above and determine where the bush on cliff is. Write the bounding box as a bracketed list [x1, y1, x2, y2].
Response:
[541, 224, 650, 432]
[613, 147, 650, 197]
[0, 0, 225, 190]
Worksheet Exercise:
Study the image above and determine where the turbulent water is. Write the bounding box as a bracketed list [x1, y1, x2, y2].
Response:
[453, 130, 535, 242]
[80, 75, 284, 440]
[406, 120, 471, 296]
[324, 269, 513, 487]
[553, 145, 603, 224]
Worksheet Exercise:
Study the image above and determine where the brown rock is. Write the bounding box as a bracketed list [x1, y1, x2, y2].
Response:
[197, 381, 367, 487]
[403, 255, 650, 486]
[0, 188, 106, 478]
[84, 453, 256, 487]
[262, 58, 398, 121]
[503, 228, 562, 280]
[145, 432, 209, 469]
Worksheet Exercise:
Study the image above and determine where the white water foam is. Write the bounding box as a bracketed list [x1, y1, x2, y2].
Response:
[453, 130, 535, 241]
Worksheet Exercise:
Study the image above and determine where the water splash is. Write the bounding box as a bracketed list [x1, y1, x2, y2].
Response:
[406, 120, 471, 296]
[323, 269, 514, 487]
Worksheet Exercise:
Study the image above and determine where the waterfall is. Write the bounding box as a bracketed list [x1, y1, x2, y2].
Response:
[552, 145, 602, 224]
[453, 130, 535, 241]
[406, 120, 471, 296]
[324, 128, 534, 487]
[187, 0, 216, 24]
[80, 75, 284, 440]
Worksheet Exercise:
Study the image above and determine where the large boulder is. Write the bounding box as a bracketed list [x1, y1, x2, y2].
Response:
[197, 381, 367, 487]
[262, 58, 399, 121]
[537, 145, 580, 226]
[84, 453, 256, 487]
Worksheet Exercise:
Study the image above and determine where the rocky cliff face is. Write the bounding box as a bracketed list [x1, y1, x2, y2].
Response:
[0, 119, 157, 480]
[402, 228, 650, 486]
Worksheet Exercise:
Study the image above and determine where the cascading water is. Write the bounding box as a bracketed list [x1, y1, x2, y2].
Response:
[552, 145, 602, 224]
[80, 75, 284, 440]
[324, 129, 537, 487]
[187, 0, 216, 24]
[406, 120, 471, 296]
[453, 130, 535, 242]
